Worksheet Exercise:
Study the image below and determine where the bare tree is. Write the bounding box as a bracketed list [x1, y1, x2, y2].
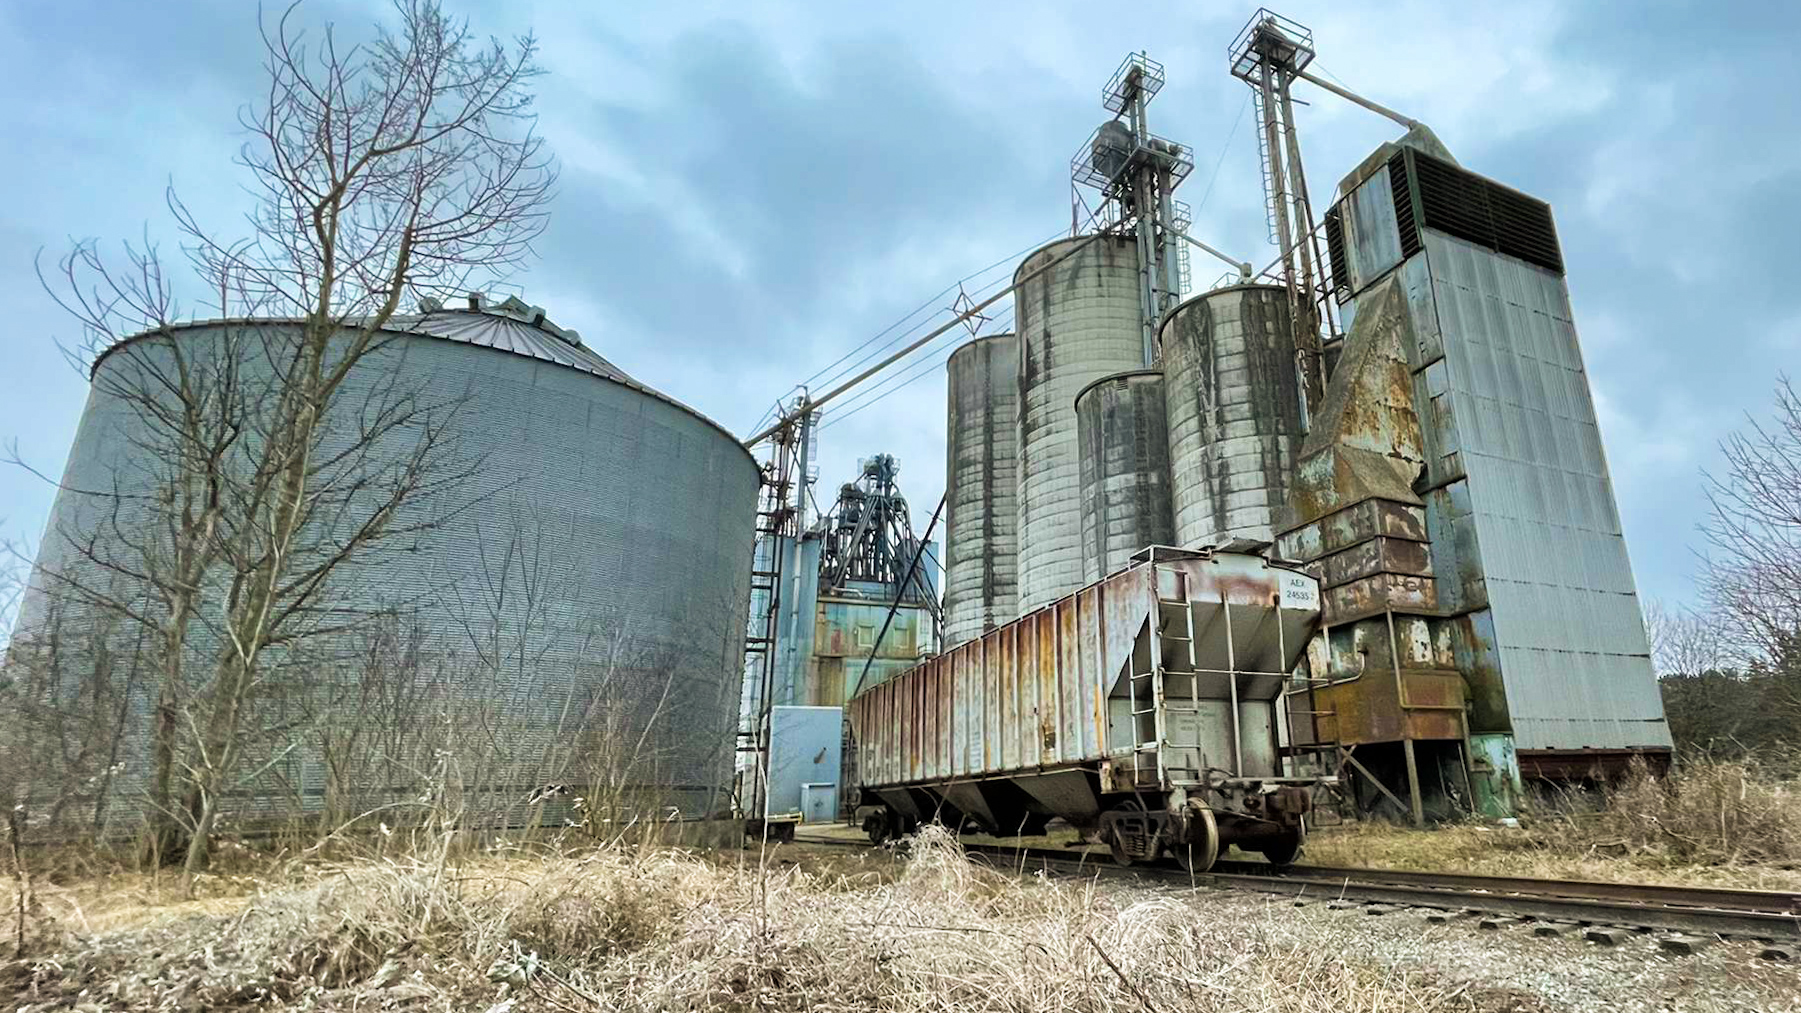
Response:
[0, 532, 22, 655]
[1642, 599, 1727, 678]
[1700, 376, 1801, 663]
[16, 1, 554, 877]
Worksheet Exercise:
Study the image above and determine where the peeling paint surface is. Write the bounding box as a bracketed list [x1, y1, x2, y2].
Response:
[849, 551, 1320, 791]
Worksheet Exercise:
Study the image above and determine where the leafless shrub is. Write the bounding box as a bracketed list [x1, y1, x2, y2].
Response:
[1573, 753, 1801, 866]
[1641, 599, 1727, 678]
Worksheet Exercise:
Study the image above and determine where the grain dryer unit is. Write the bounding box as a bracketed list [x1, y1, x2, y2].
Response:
[848, 548, 1323, 870]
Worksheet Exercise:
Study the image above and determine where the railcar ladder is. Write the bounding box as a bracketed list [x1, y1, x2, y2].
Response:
[1280, 636, 1346, 825]
[1128, 565, 1205, 789]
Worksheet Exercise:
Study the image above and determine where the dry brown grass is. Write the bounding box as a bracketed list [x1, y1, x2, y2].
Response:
[1577, 754, 1801, 866]
[4, 827, 1488, 1012]
[1306, 756, 1801, 891]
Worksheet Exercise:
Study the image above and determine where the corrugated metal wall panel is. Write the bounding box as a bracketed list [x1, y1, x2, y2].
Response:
[943, 336, 1020, 646]
[1076, 370, 1175, 582]
[1342, 164, 1405, 293]
[1418, 231, 1669, 751]
[19, 321, 758, 822]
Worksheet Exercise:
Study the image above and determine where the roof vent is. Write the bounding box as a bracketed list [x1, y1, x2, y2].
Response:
[417, 295, 443, 313]
[1393, 149, 1562, 275]
[467, 292, 485, 311]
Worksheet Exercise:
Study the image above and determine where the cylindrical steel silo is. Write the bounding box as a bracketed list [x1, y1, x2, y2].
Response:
[12, 300, 759, 827]
[1076, 370, 1175, 584]
[1014, 235, 1145, 612]
[1160, 285, 1303, 549]
[942, 334, 1019, 647]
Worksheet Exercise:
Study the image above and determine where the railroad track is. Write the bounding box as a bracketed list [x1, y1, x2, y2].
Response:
[795, 832, 1801, 947]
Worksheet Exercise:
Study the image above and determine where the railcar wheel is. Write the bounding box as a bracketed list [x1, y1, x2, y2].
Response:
[863, 811, 892, 846]
[1260, 824, 1306, 867]
[1172, 806, 1220, 874]
[1105, 799, 1149, 867]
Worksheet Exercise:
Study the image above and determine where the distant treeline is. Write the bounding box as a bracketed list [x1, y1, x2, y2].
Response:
[1659, 631, 1800, 768]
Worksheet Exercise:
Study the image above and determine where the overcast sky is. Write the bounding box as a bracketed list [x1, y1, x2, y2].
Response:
[2, 0, 1796, 612]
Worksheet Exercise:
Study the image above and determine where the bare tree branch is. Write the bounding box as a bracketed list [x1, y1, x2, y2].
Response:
[1699, 375, 1801, 663]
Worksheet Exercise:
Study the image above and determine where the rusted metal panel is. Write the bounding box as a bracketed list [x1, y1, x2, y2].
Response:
[1000, 624, 1018, 770]
[814, 598, 923, 660]
[1275, 498, 1429, 569]
[1323, 572, 1437, 625]
[1056, 599, 1078, 762]
[1036, 608, 1059, 763]
[1519, 747, 1672, 780]
[951, 646, 969, 777]
[1319, 536, 1432, 586]
[1079, 583, 1104, 758]
[849, 551, 1322, 790]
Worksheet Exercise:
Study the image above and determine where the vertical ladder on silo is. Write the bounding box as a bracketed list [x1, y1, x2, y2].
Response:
[1251, 87, 1281, 245]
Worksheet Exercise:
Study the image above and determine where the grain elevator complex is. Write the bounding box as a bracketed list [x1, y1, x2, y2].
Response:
[751, 10, 1670, 839]
[7, 9, 1669, 844]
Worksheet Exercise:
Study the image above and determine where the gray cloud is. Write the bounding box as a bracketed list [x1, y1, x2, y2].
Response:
[4, 0, 1795, 614]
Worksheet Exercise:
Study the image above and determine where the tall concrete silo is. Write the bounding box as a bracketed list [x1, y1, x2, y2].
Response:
[12, 296, 759, 826]
[1160, 285, 1303, 550]
[1014, 235, 1145, 612]
[1075, 369, 1175, 583]
[942, 334, 1019, 647]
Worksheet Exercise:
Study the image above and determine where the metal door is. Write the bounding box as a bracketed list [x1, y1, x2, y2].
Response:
[801, 783, 837, 823]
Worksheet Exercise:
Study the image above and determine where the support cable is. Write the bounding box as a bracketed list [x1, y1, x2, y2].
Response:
[799, 229, 1066, 393]
[818, 306, 1017, 431]
[745, 232, 1105, 447]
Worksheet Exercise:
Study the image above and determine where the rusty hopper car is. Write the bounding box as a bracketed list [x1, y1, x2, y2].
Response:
[848, 547, 1323, 871]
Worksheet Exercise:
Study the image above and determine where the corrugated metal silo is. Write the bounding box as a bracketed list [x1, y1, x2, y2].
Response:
[1075, 369, 1175, 583]
[942, 334, 1019, 647]
[1014, 235, 1145, 612]
[1160, 285, 1303, 549]
[14, 299, 759, 825]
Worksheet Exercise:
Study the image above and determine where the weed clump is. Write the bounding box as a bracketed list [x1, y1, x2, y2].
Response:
[1579, 754, 1801, 866]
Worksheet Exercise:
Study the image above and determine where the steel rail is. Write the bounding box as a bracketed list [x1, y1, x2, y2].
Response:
[953, 844, 1801, 940]
[793, 833, 1801, 940]
[1207, 859, 1801, 916]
